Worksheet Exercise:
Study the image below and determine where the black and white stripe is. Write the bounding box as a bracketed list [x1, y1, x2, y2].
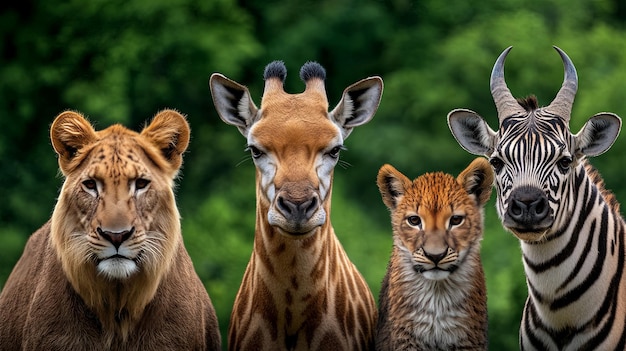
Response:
[447, 46, 624, 350]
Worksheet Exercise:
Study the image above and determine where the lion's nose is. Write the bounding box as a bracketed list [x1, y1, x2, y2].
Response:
[97, 227, 135, 249]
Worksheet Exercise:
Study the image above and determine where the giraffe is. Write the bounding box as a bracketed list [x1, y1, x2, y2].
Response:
[209, 61, 383, 351]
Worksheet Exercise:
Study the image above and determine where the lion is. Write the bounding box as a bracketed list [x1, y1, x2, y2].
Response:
[0, 110, 221, 350]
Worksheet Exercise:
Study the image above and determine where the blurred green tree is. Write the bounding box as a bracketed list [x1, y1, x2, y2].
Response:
[1, 0, 625, 349]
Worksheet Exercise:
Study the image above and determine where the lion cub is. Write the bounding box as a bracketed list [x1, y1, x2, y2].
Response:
[375, 158, 493, 351]
[0, 110, 220, 350]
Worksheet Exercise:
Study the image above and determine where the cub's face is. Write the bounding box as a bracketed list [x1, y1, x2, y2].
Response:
[50, 110, 190, 280]
[377, 158, 493, 280]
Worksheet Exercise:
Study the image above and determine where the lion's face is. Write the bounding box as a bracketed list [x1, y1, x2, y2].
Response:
[377, 158, 494, 281]
[49, 110, 190, 282]
[60, 134, 177, 280]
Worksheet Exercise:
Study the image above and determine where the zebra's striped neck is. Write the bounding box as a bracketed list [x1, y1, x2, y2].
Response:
[519, 161, 626, 349]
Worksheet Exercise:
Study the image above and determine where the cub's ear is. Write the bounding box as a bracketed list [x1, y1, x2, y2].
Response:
[457, 157, 494, 206]
[50, 111, 98, 175]
[141, 109, 190, 172]
[377, 164, 411, 211]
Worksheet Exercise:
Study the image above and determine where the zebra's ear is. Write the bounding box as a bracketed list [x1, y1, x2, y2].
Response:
[448, 109, 497, 156]
[330, 76, 383, 139]
[457, 157, 494, 206]
[209, 73, 259, 137]
[574, 113, 622, 157]
[377, 164, 411, 211]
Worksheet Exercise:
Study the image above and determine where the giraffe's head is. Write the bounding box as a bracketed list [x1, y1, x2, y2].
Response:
[448, 46, 621, 242]
[210, 61, 383, 238]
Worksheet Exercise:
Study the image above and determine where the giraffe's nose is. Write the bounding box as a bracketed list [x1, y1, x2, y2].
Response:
[276, 193, 319, 223]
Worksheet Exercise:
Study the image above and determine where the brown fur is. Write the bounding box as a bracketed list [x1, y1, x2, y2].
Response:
[375, 158, 493, 351]
[0, 110, 220, 350]
[210, 61, 383, 350]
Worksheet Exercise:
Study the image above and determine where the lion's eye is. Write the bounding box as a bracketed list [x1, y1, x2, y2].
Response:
[406, 216, 422, 228]
[82, 179, 97, 191]
[449, 215, 465, 227]
[135, 178, 150, 190]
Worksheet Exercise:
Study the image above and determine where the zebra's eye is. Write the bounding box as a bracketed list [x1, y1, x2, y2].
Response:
[489, 157, 504, 173]
[449, 215, 464, 227]
[557, 156, 573, 171]
[407, 216, 422, 228]
[246, 145, 264, 159]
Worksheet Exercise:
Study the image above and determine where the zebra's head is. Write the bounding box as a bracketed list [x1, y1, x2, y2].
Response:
[448, 46, 621, 242]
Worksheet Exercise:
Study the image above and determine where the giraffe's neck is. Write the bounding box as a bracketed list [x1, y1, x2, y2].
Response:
[256, 208, 331, 280]
[228, 197, 376, 350]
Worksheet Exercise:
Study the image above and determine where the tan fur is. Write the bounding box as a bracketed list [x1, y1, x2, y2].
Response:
[375, 158, 493, 351]
[210, 61, 382, 350]
[0, 110, 221, 350]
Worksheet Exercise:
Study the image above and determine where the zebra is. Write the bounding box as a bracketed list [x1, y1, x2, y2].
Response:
[447, 46, 624, 350]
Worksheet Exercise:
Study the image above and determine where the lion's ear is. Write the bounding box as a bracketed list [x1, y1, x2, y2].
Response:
[50, 111, 98, 175]
[141, 109, 190, 172]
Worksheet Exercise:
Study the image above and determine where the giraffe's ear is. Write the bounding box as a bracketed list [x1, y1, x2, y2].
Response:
[330, 76, 383, 139]
[457, 157, 494, 206]
[209, 73, 259, 137]
[377, 164, 411, 211]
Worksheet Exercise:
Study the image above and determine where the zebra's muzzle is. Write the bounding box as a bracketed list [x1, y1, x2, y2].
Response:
[503, 186, 554, 238]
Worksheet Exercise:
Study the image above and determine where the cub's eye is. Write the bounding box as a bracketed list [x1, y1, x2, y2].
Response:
[489, 157, 504, 173]
[406, 216, 422, 227]
[135, 178, 150, 190]
[247, 145, 264, 159]
[449, 215, 465, 227]
[327, 145, 344, 159]
[82, 179, 97, 191]
[557, 156, 573, 171]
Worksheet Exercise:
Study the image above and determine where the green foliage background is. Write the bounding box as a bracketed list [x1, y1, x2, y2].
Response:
[1, 0, 625, 349]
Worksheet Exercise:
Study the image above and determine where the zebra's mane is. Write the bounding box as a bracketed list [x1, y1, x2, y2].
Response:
[516, 95, 539, 112]
[584, 160, 621, 215]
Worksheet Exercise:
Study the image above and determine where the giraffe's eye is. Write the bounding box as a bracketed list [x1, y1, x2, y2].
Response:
[247, 145, 264, 159]
[327, 145, 344, 159]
